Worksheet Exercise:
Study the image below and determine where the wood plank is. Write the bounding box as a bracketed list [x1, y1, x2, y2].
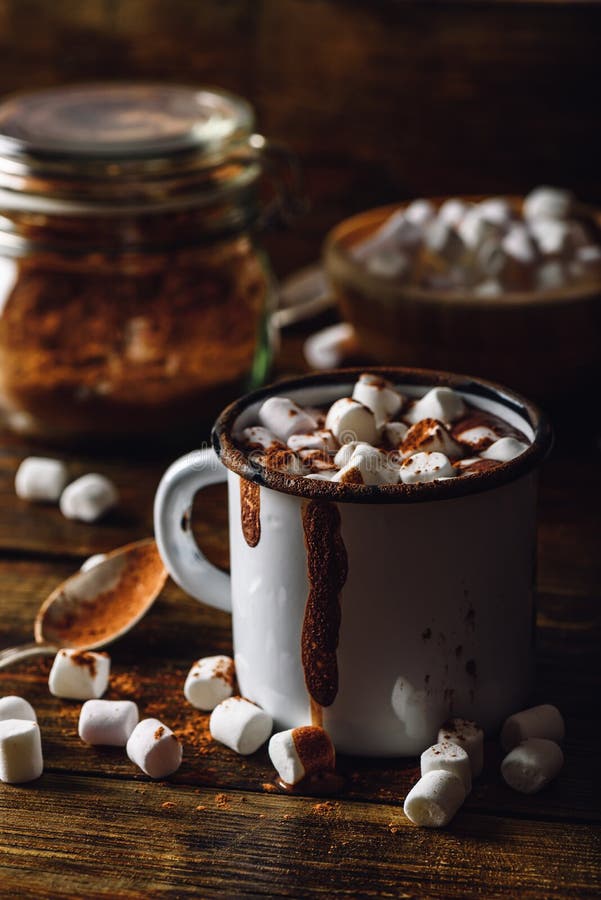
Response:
[0, 774, 599, 899]
[0, 558, 598, 822]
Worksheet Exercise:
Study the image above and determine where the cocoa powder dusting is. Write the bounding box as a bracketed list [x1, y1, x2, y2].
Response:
[154, 726, 165, 740]
[301, 501, 348, 711]
[239, 477, 261, 548]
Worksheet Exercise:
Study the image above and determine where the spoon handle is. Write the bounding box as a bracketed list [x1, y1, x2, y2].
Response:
[0, 642, 58, 669]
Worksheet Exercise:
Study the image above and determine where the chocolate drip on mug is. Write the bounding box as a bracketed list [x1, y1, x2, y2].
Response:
[240, 478, 261, 547]
[301, 501, 348, 720]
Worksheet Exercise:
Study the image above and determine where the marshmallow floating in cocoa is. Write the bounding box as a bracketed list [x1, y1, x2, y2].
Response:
[210, 697, 273, 755]
[406, 387, 466, 425]
[400, 451, 456, 484]
[500, 703, 565, 752]
[126, 718, 183, 778]
[0, 719, 43, 784]
[325, 397, 378, 445]
[401, 419, 463, 460]
[403, 769, 466, 828]
[241, 426, 284, 452]
[184, 655, 235, 711]
[79, 699, 139, 747]
[15, 456, 68, 503]
[352, 372, 404, 428]
[48, 649, 110, 701]
[258, 397, 318, 444]
[481, 437, 529, 462]
[501, 738, 564, 794]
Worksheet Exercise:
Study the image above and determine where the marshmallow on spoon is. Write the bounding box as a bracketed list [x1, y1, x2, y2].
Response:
[500, 703, 565, 751]
[210, 697, 273, 755]
[126, 718, 183, 778]
[438, 718, 484, 777]
[403, 769, 465, 828]
[481, 436, 529, 462]
[400, 452, 456, 484]
[405, 387, 466, 425]
[401, 419, 463, 460]
[78, 699, 139, 746]
[325, 398, 378, 445]
[268, 726, 335, 786]
[15, 456, 68, 503]
[80, 553, 107, 573]
[48, 649, 110, 701]
[184, 655, 235, 711]
[421, 741, 472, 794]
[0, 719, 43, 784]
[258, 397, 317, 443]
[523, 186, 574, 222]
[352, 373, 404, 427]
[0, 695, 37, 723]
[501, 738, 563, 794]
[60, 474, 118, 523]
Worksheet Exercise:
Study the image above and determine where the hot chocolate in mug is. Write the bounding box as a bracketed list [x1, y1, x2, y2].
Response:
[154, 368, 552, 756]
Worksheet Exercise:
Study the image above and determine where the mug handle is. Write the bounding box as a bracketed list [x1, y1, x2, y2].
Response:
[153, 448, 231, 613]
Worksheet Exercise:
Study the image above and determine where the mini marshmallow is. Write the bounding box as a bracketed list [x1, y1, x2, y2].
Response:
[400, 451, 456, 484]
[80, 553, 107, 573]
[523, 186, 573, 222]
[502, 225, 538, 265]
[352, 209, 421, 262]
[184, 655, 235, 711]
[257, 447, 304, 476]
[366, 251, 410, 280]
[438, 718, 484, 777]
[384, 421, 409, 447]
[421, 741, 472, 794]
[530, 219, 570, 257]
[268, 726, 335, 786]
[78, 699, 139, 746]
[475, 238, 506, 279]
[500, 703, 565, 751]
[15, 456, 68, 503]
[325, 398, 378, 445]
[0, 696, 37, 723]
[48, 649, 110, 701]
[405, 387, 466, 425]
[210, 697, 272, 755]
[333, 445, 399, 486]
[481, 436, 529, 462]
[454, 424, 499, 450]
[59, 474, 118, 523]
[477, 198, 513, 228]
[403, 769, 465, 828]
[0, 719, 43, 784]
[536, 260, 568, 291]
[474, 279, 503, 297]
[572, 244, 601, 280]
[258, 397, 318, 443]
[299, 449, 337, 473]
[501, 738, 563, 794]
[241, 426, 284, 451]
[333, 441, 371, 468]
[404, 199, 436, 228]
[424, 219, 465, 264]
[438, 198, 469, 228]
[126, 718, 182, 778]
[458, 206, 502, 250]
[352, 373, 404, 427]
[303, 322, 357, 371]
[287, 430, 337, 453]
[401, 419, 463, 460]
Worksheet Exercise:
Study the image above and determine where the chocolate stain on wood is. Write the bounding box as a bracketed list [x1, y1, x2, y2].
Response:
[301, 500, 348, 719]
[240, 478, 261, 548]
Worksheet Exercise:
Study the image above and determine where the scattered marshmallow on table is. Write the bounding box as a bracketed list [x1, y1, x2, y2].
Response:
[268, 726, 335, 786]
[303, 322, 357, 371]
[421, 741, 472, 793]
[80, 553, 107, 573]
[501, 738, 564, 794]
[403, 769, 465, 828]
[15, 456, 68, 503]
[352, 372, 404, 427]
[210, 697, 273, 755]
[325, 397, 378, 445]
[0, 695, 37, 723]
[48, 649, 110, 700]
[126, 718, 183, 778]
[258, 397, 317, 443]
[184, 655, 235, 711]
[500, 703, 565, 751]
[59, 474, 119, 523]
[400, 452, 455, 484]
[438, 718, 484, 777]
[405, 387, 466, 425]
[523, 186, 574, 222]
[0, 719, 43, 784]
[481, 437, 529, 463]
[78, 699, 139, 746]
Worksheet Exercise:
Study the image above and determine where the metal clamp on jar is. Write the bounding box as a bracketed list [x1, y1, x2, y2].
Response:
[0, 83, 301, 445]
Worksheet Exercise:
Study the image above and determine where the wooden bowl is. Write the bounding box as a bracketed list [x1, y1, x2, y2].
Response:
[323, 201, 601, 406]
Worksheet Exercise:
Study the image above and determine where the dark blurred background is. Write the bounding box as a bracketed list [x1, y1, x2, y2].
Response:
[1, 0, 600, 278]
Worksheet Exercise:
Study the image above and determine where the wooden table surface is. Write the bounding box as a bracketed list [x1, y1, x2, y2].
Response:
[0, 331, 600, 900]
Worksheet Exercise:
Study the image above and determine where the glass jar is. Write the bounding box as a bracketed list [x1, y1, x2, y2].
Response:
[0, 83, 298, 445]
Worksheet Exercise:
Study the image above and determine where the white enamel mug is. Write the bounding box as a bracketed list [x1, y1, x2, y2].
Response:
[154, 368, 552, 757]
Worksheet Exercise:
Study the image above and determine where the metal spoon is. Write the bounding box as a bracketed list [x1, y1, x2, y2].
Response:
[0, 538, 168, 669]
